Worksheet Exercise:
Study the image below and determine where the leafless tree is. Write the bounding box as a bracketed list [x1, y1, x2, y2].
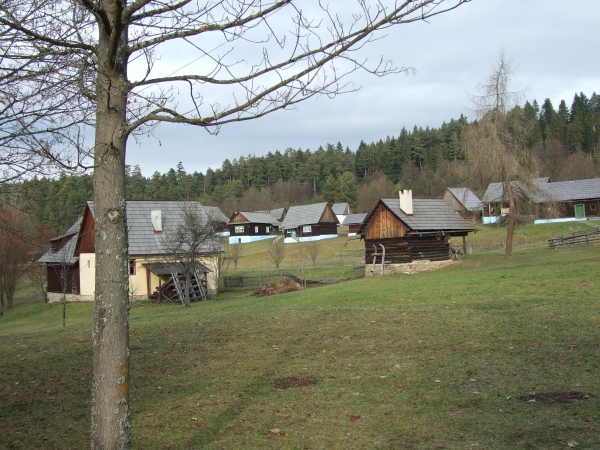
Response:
[228, 241, 243, 270]
[163, 203, 221, 306]
[0, 0, 470, 446]
[268, 238, 286, 270]
[0, 207, 29, 314]
[306, 239, 321, 267]
[463, 50, 534, 257]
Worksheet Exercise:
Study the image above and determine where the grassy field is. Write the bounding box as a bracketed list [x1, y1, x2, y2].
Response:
[1, 222, 599, 449]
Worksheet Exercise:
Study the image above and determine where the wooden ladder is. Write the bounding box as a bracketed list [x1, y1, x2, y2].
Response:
[171, 271, 208, 303]
[370, 244, 390, 275]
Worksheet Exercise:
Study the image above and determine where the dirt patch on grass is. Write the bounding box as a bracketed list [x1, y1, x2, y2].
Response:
[273, 376, 318, 389]
[517, 391, 592, 404]
[255, 277, 303, 297]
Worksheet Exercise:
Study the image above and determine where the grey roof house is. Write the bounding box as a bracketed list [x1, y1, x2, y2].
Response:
[341, 213, 368, 235]
[358, 190, 477, 267]
[282, 202, 339, 243]
[443, 188, 483, 221]
[227, 211, 281, 244]
[39, 201, 223, 303]
[482, 177, 600, 223]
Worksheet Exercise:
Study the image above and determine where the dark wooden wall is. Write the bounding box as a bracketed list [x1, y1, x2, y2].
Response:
[365, 236, 450, 264]
[46, 265, 80, 294]
[76, 206, 95, 254]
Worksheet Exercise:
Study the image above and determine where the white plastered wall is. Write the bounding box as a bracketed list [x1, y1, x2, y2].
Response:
[79, 253, 96, 296]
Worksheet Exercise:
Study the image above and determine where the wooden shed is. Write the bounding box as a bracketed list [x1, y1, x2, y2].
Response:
[282, 202, 339, 243]
[359, 190, 477, 265]
[443, 188, 483, 222]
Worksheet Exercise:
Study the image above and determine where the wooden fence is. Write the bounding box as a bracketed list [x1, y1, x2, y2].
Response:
[548, 226, 600, 249]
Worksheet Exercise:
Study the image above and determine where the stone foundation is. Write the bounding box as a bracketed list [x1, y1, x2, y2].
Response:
[47, 292, 94, 303]
[367, 259, 456, 276]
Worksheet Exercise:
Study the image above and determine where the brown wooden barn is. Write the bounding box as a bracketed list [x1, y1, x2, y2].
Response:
[227, 211, 281, 244]
[341, 213, 368, 236]
[282, 202, 339, 243]
[359, 191, 477, 265]
[37, 218, 83, 296]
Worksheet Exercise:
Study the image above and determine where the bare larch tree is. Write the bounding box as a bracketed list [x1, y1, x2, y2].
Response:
[1, 0, 470, 447]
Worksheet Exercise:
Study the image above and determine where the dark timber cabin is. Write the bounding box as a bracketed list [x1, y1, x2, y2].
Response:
[228, 211, 281, 244]
[282, 202, 339, 243]
[358, 190, 477, 265]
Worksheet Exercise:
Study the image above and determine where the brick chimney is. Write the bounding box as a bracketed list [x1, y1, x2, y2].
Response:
[399, 189, 413, 215]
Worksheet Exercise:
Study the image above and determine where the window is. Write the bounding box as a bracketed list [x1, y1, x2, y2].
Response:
[591, 204, 597, 211]
[302, 225, 312, 233]
[255, 226, 259, 233]
[235, 225, 244, 233]
[266, 226, 270, 233]
[129, 259, 136, 275]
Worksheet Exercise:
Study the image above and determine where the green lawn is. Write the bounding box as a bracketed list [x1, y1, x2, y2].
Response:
[1, 223, 599, 449]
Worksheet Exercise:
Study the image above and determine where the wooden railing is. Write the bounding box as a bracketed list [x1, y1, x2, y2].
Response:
[548, 226, 600, 249]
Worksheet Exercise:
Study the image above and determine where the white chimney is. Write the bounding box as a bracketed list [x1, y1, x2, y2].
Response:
[399, 189, 413, 215]
[151, 210, 162, 232]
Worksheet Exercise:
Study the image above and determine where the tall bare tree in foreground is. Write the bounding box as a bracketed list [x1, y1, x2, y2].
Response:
[463, 50, 533, 257]
[1, 0, 470, 447]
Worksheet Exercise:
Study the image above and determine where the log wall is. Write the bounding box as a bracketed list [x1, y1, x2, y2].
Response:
[365, 236, 450, 264]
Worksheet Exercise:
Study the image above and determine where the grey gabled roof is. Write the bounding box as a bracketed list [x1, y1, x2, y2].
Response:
[282, 202, 333, 229]
[229, 211, 281, 226]
[255, 207, 286, 222]
[202, 206, 229, 224]
[482, 178, 550, 203]
[332, 203, 349, 215]
[538, 178, 600, 201]
[377, 198, 477, 232]
[446, 188, 483, 212]
[341, 213, 368, 226]
[38, 217, 83, 264]
[89, 201, 223, 255]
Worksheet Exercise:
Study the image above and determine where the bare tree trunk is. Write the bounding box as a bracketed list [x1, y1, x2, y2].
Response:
[62, 269, 67, 332]
[91, 11, 132, 448]
[0, 292, 4, 316]
[505, 180, 516, 257]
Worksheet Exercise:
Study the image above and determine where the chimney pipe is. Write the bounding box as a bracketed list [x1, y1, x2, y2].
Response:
[399, 189, 413, 215]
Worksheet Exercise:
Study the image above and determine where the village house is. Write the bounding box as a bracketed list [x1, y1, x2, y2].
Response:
[227, 211, 281, 244]
[482, 177, 600, 223]
[443, 187, 483, 222]
[358, 190, 477, 274]
[332, 202, 351, 224]
[254, 207, 287, 223]
[202, 205, 230, 236]
[38, 201, 223, 302]
[341, 213, 368, 236]
[282, 202, 339, 243]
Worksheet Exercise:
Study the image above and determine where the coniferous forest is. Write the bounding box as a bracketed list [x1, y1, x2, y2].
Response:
[9, 91, 600, 236]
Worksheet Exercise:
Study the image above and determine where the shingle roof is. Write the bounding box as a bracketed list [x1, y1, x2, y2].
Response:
[255, 208, 286, 221]
[482, 178, 550, 203]
[446, 188, 483, 212]
[332, 203, 349, 215]
[376, 198, 477, 232]
[202, 206, 229, 224]
[341, 213, 367, 226]
[38, 217, 82, 264]
[88, 201, 223, 255]
[538, 178, 600, 201]
[229, 212, 281, 226]
[282, 202, 332, 229]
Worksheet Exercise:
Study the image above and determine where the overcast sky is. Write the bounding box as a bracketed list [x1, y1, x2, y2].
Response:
[126, 0, 600, 176]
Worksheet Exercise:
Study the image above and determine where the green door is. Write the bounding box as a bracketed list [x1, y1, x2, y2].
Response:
[574, 203, 585, 219]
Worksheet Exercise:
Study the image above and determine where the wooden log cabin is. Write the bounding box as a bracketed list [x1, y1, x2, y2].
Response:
[359, 190, 477, 265]
[227, 211, 281, 244]
[282, 202, 339, 243]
